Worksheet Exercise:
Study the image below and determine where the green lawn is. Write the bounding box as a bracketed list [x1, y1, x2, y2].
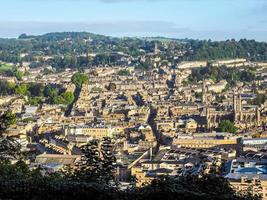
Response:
[0, 63, 14, 74]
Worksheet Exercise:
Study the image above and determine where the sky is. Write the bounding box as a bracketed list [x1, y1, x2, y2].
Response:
[0, 0, 267, 41]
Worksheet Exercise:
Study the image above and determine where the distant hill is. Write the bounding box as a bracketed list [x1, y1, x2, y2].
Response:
[0, 32, 266, 68]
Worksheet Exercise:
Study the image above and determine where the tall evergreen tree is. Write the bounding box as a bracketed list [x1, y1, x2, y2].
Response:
[74, 140, 101, 182]
[71, 138, 116, 185]
[0, 111, 21, 164]
[100, 137, 116, 184]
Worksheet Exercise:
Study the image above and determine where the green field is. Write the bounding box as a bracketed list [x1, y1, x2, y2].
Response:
[0, 63, 14, 74]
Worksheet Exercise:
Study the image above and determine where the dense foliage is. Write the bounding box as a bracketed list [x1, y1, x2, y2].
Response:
[66, 138, 116, 184]
[0, 111, 21, 164]
[0, 33, 267, 71]
[188, 65, 257, 86]
[0, 111, 16, 134]
[0, 80, 74, 106]
[218, 120, 238, 134]
[0, 167, 260, 200]
[0, 32, 151, 68]
[71, 72, 89, 88]
[43, 84, 74, 105]
[253, 93, 267, 106]
[118, 69, 131, 76]
[184, 39, 267, 61]
[0, 63, 24, 81]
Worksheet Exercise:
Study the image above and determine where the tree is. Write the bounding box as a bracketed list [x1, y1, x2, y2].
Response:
[0, 81, 15, 96]
[59, 91, 74, 105]
[44, 84, 59, 99]
[138, 175, 260, 200]
[28, 83, 44, 97]
[74, 140, 101, 182]
[218, 120, 238, 134]
[71, 138, 116, 184]
[15, 84, 28, 96]
[0, 111, 21, 164]
[0, 174, 260, 200]
[0, 111, 16, 134]
[0, 138, 21, 164]
[71, 72, 89, 88]
[14, 70, 23, 81]
[100, 137, 116, 184]
[254, 94, 266, 106]
[50, 91, 74, 105]
[28, 96, 42, 105]
[118, 69, 130, 76]
[107, 82, 116, 91]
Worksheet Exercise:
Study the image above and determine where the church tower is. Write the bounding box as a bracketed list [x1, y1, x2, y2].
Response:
[233, 91, 242, 121]
[202, 80, 207, 104]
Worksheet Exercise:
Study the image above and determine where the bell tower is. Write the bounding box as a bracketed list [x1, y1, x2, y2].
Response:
[233, 90, 242, 121]
[202, 80, 207, 104]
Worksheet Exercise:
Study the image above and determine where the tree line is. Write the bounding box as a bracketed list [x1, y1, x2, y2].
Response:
[183, 39, 267, 61]
[188, 65, 257, 86]
[1, 33, 267, 71]
[0, 81, 74, 106]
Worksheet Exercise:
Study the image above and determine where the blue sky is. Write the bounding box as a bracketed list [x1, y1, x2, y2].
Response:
[0, 0, 267, 41]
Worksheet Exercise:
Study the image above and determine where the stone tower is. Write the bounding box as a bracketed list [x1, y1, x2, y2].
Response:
[202, 80, 208, 104]
[233, 91, 242, 121]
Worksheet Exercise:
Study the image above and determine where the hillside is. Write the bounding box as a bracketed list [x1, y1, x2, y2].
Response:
[0, 32, 266, 70]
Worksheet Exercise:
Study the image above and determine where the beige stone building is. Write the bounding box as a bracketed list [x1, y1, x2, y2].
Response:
[230, 176, 267, 200]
